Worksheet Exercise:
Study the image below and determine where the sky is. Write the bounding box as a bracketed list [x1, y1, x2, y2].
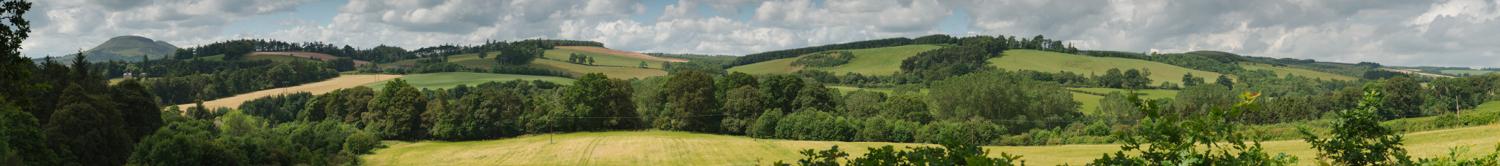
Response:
[19, 0, 1500, 68]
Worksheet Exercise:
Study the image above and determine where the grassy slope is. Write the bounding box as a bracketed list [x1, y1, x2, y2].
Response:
[991, 49, 1226, 85]
[728, 45, 944, 75]
[363, 121, 1500, 166]
[382, 49, 668, 79]
[363, 72, 574, 90]
[543, 47, 672, 69]
[1067, 88, 1179, 115]
[1441, 69, 1497, 76]
[175, 74, 402, 109]
[1240, 62, 1358, 81]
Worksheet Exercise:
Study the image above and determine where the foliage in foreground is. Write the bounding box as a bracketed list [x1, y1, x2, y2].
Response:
[775, 141, 1023, 166]
[1088, 92, 1298, 165]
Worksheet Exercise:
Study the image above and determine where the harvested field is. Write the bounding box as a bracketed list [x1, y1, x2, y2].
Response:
[173, 74, 402, 109]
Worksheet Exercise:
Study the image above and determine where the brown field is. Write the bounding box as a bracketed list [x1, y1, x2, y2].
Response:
[251, 51, 373, 66]
[556, 46, 688, 63]
[173, 74, 402, 109]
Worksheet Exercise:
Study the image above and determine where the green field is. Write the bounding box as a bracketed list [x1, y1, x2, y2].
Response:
[1240, 62, 1358, 81]
[543, 48, 670, 69]
[991, 49, 1227, 85]
[1441, 69, 1498, 76]
[1067, 88, 1179, 114]
[728, 45, 944, 75]
[363, 72, 574, 90]
[381, 50, 668, 79]
[363, 123, 1500, 166]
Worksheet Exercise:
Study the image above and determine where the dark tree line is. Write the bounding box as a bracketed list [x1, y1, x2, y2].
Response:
[732, 38, 914, 66]
[142, 60, 338, 105]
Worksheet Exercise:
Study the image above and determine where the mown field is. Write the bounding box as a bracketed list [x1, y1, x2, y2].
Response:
[174, 74, 402, 109]
[728, 45, 944, 75]
[1240, 62, 1358, 81]
[990, 49, 1226, 85]
[1442, 69, 1498, 76]
[362, 122, 1500, 166]
[363, 72, 575, 90]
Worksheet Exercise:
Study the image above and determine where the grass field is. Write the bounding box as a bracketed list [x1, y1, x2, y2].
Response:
[991, 49, 1227, 85]
[381, 48, 669, 79]
[175, 74, 402, 109]
[1067, 88, 1179, 114]
[1441, 69, 1498, 76]
[728, 45, 944, 75]
[363, 72, 574, 90]
[1240, 62, 1358, 81]
[363, 123, 1500, 166]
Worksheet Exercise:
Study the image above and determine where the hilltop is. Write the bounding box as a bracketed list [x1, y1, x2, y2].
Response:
[46, 35, 178, 62]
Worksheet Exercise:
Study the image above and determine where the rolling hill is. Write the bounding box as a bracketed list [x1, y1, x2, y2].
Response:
[991, 49, 1228, 85]
[728, 44, 945, 75]
[47, 35, 178, 62]
[247, 52, 373, 66]
[382, 46, 671, 79]
[1239, 62, 1358, 81]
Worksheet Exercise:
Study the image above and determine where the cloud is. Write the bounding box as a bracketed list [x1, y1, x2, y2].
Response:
[19, 0, 1500, 67]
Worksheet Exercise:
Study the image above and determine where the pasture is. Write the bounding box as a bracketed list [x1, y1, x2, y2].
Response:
[990, 49, 1227, 85]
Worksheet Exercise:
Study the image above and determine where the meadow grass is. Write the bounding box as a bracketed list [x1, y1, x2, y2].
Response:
[990, 49, 1226, 85]
[728, 45, 943, 75]
[1240, 62, 1358, 81]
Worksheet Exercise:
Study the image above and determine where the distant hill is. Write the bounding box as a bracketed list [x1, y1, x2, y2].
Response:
[46, 35, 177, 62]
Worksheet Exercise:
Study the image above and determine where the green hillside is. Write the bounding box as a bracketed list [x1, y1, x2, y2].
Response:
[382, 49, 669, 79]
[363, 72, 574, 90]
[1240, 62, 1358, 81]
[1068, 88, 1179, 114]
[991, 49, 1227, 85]
[729, 44, 944, 75]
[244, 54, 320, 63]
[51, 35, 179, 62]
[1441, 69, 1498, 76]
[542, 47, 676, 69]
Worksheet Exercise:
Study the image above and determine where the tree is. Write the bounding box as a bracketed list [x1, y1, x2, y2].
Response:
[1090, 92, 1298, 165]
[1301, 91, 1414, 165]
[0, 102, 63, 165]
[365, 79, 428, 140]
[46, 86, 134, 166]
[930, 71, 1080, 133]
[777, 140, 1024, 166]
[720, 86, 766, 134]
[638, 61, 648, 68]
[748, 109, 784, 138]
[477, 51, 488, 59]
[1182, 73, 1205, 87]
[1216, 75, 1235, 88]
[663, 71, 720, 132]
[562, 73, 638, 130]
[127, 120, 243, 166]
[111, 80, 163, 142]
[0, 0, 34, 106]
[761, 75, 805, 112]
[900, 46, 993, 81]
[429, 88, 529, 140]
[1376, 77, 1423, 119]
[495, 45, 540, 65]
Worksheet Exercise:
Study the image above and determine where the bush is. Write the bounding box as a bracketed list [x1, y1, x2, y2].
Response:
[791, 51, 853, 67]
[774, 110, 859, 141]
[915, 120, 1005, 145]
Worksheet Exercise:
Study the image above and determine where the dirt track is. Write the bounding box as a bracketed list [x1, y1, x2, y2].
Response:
[173, 74, 402, 110]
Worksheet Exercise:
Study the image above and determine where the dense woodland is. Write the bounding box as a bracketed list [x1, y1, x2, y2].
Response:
[4, 0, 1500, 164]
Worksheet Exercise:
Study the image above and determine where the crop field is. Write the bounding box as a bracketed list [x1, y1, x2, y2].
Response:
[174, 74, 402, 109]
[990, 49, 1226, 85]
[728, 45, 944, 75]
[363, 72, 574, 90]
[363, 123, 1500, 166]
[1240, 62, 1358, 81]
